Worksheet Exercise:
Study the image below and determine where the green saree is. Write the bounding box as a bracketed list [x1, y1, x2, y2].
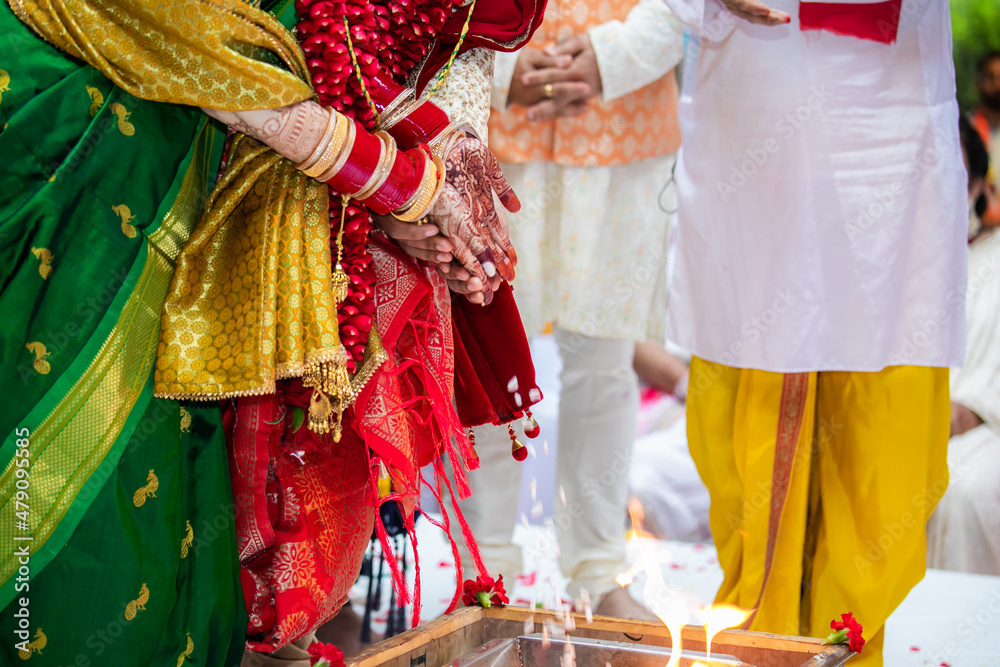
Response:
[0, 4, 246, 665]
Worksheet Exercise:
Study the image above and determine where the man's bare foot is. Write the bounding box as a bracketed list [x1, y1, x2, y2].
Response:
[592, 586, 659, 622]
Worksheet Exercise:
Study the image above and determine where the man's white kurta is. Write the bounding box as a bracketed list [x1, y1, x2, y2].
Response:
[664, 0, 968, 372]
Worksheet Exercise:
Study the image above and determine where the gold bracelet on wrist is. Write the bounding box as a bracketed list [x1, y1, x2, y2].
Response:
[376, 90, 414, 130]
[303, 113, 348, 179]
[429, 124, 463, 158]
[424, 154, 446, 214]
[392, 150, 443, 223]
[295, 107, 336, 173]
[317, 119, 357, 183]
[381, 98, 427, 132]
[354, 132, 397, 201]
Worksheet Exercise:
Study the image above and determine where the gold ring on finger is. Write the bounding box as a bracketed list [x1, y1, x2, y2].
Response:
[544, 83, 554, 98]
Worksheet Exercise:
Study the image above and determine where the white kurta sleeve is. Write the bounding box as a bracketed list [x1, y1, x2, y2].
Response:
[659, 0, 736, 40]
[424, 47, 495, 143]
[492, 49, 521, 112]
[589, 0, 685, 103]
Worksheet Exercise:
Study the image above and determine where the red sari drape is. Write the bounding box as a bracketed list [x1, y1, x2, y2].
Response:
[228, 0, 547, 652]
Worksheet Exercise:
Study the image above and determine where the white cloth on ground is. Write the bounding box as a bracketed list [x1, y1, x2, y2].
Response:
[662, 0, 968, 372]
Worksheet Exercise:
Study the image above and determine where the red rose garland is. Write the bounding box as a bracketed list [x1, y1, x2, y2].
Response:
[295, 0, 461, 369]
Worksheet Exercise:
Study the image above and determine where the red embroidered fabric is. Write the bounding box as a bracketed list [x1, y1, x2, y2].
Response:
[228, 0, 547, 653]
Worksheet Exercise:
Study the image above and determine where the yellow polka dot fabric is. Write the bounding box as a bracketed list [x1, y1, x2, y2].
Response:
[155, 136, 345, 399]
[10, 0, 313, 111]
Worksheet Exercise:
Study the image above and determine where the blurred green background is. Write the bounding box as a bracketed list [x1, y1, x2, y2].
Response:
[952, 0, 1000, 110]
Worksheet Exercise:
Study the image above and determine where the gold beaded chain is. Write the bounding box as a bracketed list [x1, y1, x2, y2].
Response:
[343, 17, 380, 126]
[331, 194, 351, 304]
[426, 0, 478, 100]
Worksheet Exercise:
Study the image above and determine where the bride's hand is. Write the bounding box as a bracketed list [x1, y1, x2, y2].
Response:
[428, 137, 520, 288]
[372, 215, 498, 304]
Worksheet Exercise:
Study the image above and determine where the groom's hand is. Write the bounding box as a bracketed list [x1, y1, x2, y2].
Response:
[719, 0, 790, 25]
[520, 34, 602, 122]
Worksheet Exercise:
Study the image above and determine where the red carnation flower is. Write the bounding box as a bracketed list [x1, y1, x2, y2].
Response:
[823, 612, 865, 653]
[308, 642, 346, 667]
[462, 574, 509, 608]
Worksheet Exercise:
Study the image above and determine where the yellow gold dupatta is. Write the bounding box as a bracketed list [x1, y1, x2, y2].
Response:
[154, 136, 347, 408]
[8, 0, 313, 110]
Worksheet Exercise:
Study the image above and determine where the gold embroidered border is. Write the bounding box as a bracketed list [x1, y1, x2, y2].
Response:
[349, 327, 388, 401]
[156, 344, 350, 402]
[745, 371, 811, 628]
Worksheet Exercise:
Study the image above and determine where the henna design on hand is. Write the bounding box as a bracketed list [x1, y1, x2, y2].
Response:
[203, 101, 330, 164]
[428, 137, 521, 304]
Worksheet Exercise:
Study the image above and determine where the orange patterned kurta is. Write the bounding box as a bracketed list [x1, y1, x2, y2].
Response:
[488, 0, 681, 167]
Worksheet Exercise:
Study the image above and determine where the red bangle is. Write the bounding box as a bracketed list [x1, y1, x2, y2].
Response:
[367, 73, 407, 112]
[387, 100, 450, 151]
[367, 150, 422, 215]
[327, 121, 381, 194]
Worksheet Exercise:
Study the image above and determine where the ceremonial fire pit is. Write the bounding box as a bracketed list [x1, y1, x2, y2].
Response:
[347, 607, 853, 667]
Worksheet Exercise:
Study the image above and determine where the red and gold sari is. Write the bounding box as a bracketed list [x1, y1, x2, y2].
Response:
[212, 0, 547, 651]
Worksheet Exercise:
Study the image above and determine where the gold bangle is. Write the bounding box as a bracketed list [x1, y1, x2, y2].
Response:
[430, 128, 463, 161]
[317, 119, 357, 183]
[424, 154, 446, 213]
[376, 90, 414, 130]
[428, 124, 462, 157]
[392, 153, 433, 217]
[295, 107, 336, 172]
[382, 98, 427, 132]
[393, 150, 442, 223]
[303, 113, 347, 179]
[354, 132, 397, 201]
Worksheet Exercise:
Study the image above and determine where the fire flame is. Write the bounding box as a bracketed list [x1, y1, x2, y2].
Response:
[702, 604, 753, 660]
[626, 498, 657, 541]
[644, 569, 690, 667]
[618, 498, 751, 667]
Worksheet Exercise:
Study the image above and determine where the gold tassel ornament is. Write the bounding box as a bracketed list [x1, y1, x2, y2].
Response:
[331, 263, 350, 304]
[304, 196, 356, 438]
[332, 195, 350, 304]
[304, 358, 353, 440]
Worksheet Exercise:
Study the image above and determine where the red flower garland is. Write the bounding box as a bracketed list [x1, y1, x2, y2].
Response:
[462, 575, 509, 608]
[295, 0, 461, 369]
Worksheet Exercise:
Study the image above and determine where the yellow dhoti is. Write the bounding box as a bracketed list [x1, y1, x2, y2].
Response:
[687, 358, 949, 666]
